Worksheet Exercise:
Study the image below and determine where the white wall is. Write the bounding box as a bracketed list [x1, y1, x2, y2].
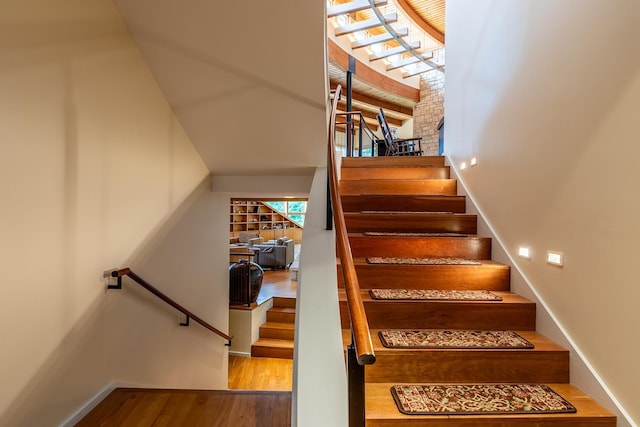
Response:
[293, 167, 348, 427]
[0, 0, 229, 425]
[446, 1, 640, 425]
[113, 0, 329, 176]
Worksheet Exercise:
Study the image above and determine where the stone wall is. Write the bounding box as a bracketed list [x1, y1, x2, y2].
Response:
[413, 48, 445, 155]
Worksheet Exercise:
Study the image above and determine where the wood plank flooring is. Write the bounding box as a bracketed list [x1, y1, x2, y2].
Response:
[77, 388, 291, 427]
[228, 269, 296, 391]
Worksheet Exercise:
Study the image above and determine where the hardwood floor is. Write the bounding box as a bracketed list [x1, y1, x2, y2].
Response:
[228, 268, 296, 391]
[77, 388, 291, 427]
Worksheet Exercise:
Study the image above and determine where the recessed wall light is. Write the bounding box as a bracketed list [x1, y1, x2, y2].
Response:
[518, 247, 531, 259]
[470, 157, 478, 166]
[460, 162, 467, 170]
[547, 251, 564, 267]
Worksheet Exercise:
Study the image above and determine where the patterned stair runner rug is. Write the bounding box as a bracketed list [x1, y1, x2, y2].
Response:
[378, 330, 534, 349]
[391, 384, 576, 415]
[369, 289, 502, 301]
[367, 257, 482, 265]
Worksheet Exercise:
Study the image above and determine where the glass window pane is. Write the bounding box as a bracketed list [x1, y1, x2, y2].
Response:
[287, 201, 306, 213]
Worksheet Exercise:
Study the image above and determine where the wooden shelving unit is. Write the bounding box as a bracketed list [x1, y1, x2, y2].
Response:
[230, 200, 303, 242]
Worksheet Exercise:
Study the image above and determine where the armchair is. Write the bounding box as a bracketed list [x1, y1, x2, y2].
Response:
[253, 238, 295, 269]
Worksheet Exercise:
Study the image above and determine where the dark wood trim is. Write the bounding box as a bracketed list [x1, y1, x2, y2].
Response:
[328, 39, 420, 103]
[330, 80, 414, 117]
[110, 268, 233, 343]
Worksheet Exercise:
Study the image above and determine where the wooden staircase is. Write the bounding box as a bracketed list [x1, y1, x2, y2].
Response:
[251, 297, 296, 359]
[338, 156, 615, 426]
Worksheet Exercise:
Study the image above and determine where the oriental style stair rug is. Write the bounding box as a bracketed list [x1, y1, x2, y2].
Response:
[367, 257, 482, 265]
[378, 330, 534, 349]
[390, 384, 577, 415]
[369, 289, 502, 301]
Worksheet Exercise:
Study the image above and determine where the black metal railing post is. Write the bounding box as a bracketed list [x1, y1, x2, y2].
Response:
[347, 338, 366, 427]
[346, 70, 353, 157]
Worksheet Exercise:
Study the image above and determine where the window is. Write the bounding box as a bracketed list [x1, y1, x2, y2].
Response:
[266, 201, 307, 226]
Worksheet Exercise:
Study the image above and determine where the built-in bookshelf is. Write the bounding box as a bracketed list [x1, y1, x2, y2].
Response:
[230, 200, 303, 242]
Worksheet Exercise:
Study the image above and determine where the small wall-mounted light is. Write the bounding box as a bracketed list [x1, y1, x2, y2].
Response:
[546, 251, 564, 267]
[518, 247, 531, 259]
[470, 157, 478, 166]
[460, 161, 467, 170]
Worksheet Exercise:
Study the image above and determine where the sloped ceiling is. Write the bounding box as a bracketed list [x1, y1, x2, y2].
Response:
[113, 0, 328, 176]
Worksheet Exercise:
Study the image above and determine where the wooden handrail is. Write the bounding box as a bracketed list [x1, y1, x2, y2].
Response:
[328, 86, 376, 365]
[110, 268, 233, 344]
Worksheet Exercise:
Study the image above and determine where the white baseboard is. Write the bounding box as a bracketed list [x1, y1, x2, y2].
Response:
[60, 381, 118, 427]
[229, 351, 251, 357]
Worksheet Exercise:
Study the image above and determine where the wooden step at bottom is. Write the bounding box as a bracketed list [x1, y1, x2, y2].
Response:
[365, 383, 616, 426]
[342, 330, 569, 383]
[272, 296, 296, 308]
[338, 259, 511, 291]
[251, 338, 294, 359]
[266, 307, 296, 323]
[341, 156, 445, 168]
[348, 233, 491, 259]
[260, 321, 295, 340]
[338, 291, 536, 330]
[341, 194, 466, 213]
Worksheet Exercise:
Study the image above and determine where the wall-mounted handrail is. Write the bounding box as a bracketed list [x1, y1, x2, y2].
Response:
[328, 87, 375, 366]
[108, 268, 232, 345]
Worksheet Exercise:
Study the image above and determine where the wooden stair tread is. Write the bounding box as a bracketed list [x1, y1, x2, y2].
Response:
[341, 194, 466, 213]
[345, 212, 478, 234]
[349, 258, 507, 267]
[341, 156, 445, 168]
[261, 321, 295, 330]
[365, 383, 616, 425]
[267, 307, 296, 314]
[340, 179, 457, 196]
[338, 290, 530, 304]
[252, 338, 294, 348]
[342, 330, 565, 352]
[338, 290, 536, 330]
[341, 166, 450, 180]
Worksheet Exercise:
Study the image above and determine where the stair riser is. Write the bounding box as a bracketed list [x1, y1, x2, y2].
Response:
[338, 265, 511, 291]
[267, 311, 296, 323]
[341, 195, 465, 213]
[259, 327, 295, 340]
[341, 156, 445, 168]
[250, 346, 293, 359]
[272, 297, 296, 308]
[339, 302, 536, 330]
[348, 236, 491, 259]
[341, 166, 450, 181]
[340, 179, 457, 196]
[345, 214, 477, 234]
[366, 352, 569, 383]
